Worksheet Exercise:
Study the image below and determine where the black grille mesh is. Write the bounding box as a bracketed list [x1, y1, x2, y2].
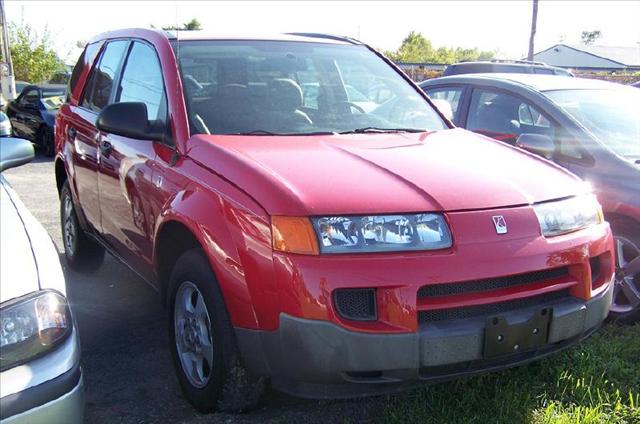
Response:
[334, 289, 377, 321]
[418, 289, 570, 323]
[418, 267, 569, 298]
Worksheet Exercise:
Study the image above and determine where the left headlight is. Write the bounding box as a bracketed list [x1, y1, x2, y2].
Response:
[0, 291, 71, 371]
[533, 195, 603, 237]
[312, 213, 452, 254]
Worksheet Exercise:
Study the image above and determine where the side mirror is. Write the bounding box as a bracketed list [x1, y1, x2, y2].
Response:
[430, 98, 454, 121]
[96, 102, 166, 141]
[0, 137, 34, 172]
[515, 133, 555, 160]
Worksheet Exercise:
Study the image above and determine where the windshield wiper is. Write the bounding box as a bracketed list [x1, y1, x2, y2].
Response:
[229, 130, 338, 136]
[338, 127, 425, 134]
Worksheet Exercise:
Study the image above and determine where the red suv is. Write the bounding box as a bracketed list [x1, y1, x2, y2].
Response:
[56, 29, 614, 412]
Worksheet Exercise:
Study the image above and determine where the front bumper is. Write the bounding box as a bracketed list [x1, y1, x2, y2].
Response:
[236, 279, 612, 398]
[0, 328, 83, 423]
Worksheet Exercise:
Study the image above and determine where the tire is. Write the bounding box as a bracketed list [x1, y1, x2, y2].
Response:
[38, 127, 55, 157]
[168, 249, 265, 413]
[60, 181, 105, 272]
[608, 221, 640, 323]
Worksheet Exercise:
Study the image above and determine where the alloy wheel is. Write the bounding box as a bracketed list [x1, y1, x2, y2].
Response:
[63, 195, 77, 256]
[174, 281, 214, 388]
[611, 235, 640, 314]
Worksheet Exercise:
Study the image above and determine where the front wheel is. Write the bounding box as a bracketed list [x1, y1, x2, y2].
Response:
[60, 181, 105, 271]
[609, 222, 640, 323]
[168, 249, 265, 413]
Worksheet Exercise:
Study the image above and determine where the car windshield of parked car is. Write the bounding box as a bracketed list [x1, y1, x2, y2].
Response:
[544, 88, 640, 159]
[175, 40, 447, 136]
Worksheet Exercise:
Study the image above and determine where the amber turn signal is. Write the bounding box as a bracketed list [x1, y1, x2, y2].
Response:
[271, 216, 320, 255]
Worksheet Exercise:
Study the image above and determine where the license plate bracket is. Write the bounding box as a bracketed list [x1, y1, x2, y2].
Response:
[483, 307, 552, 358]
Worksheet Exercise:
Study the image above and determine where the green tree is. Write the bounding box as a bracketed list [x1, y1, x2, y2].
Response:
[8, 22, 64, 83]
[162, 18, 202, 31]
[386, 31, 495, 64]
[385, 31, 434, 62]
[581, 30, 602, 45]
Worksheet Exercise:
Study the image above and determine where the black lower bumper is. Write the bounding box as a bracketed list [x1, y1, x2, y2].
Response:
[236, 281, 612, 399]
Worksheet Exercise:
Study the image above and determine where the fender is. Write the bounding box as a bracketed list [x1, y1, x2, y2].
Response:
[153, 184, 279, 330]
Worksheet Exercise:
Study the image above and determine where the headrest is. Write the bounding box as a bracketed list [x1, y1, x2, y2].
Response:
[269, 78, 303, 112]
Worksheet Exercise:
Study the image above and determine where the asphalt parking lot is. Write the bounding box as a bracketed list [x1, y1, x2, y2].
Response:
[3, 153, 380, 424]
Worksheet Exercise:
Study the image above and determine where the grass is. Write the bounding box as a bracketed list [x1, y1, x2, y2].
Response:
[380, 323, 640, 424]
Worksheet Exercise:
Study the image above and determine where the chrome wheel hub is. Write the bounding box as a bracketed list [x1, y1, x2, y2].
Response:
[174, 281, 214, 388]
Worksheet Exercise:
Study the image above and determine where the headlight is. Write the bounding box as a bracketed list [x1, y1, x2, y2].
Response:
[0, 291, 71, 370]
[533, 195, 603, 237]
[312, 213, 452, 254]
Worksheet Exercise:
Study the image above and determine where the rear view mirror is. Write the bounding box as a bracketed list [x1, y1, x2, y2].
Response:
[515, 133, 555, 160]
[430, 98, 454, 121]
[96, 102, 166, 141]
[0, 137, 34, 172]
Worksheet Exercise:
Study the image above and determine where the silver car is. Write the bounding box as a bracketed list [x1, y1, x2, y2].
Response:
[0, 138, 84, 424]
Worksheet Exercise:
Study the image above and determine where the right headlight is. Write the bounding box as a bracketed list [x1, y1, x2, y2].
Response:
[0, 290, 72, 371]
[533, 194, 603, 237]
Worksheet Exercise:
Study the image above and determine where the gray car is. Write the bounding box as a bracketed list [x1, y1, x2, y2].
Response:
[420, 74, 640, 321]
[0, 138, 84, 423]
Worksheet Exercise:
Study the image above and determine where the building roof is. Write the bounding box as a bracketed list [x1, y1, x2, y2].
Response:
[533, 43, 640, 67]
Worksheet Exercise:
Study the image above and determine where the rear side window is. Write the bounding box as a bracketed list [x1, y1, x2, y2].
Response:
[68, 42, 100, 102]
[81, 40, 128, 112]
[424, 87, 463, 118]
[116, 42, 167, 121]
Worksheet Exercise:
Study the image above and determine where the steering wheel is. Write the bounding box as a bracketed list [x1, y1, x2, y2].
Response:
[339, 101, 366, 114]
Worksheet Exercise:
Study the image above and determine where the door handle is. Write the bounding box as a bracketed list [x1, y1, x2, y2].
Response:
[67, 126, 77, 139]
[99, 139, 113, 155]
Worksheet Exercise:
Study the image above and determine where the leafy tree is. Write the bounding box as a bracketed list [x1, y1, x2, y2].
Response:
[8, 22, 64, 83]
[162, 18, 202, 31]
[385, 31, 495, 64]
[581, 30, 602, 45]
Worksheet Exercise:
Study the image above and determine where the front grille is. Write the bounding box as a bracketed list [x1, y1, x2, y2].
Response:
[590, 256, 601, 286]
[418, 267, 569, 298]
[418, 289, 570, 323]
[333, 288, 377, 321]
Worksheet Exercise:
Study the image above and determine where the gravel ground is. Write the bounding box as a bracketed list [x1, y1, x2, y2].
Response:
[3, 153, 382, 424]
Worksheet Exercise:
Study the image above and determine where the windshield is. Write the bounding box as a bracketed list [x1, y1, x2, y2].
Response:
[42, 95, 64, 110]
[544, 88, 640, 158]
[175, 40, 446, 136]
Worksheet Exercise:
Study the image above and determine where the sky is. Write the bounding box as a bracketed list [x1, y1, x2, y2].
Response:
[5, 0, 640, 65]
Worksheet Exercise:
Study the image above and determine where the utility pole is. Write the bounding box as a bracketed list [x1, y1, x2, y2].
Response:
[527, 0, 539, 61]
[0, 0, 16, 106]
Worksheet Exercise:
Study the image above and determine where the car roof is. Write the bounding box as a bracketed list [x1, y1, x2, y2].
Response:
[422, 73, 628, 92]
[90, 28, 359, 45]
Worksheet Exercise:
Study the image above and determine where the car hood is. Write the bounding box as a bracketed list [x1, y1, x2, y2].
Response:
[0, 181, 39, 302]
[0, 177, 66, 304]
[187, 128, 587, 215]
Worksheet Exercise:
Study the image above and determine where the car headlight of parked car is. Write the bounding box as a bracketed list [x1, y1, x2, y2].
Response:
[533, 195, 603, 237]
[0, 291, 72, 370]
[271, 214, 452, 254]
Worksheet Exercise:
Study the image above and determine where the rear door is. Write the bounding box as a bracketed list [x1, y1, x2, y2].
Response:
[97, 40, 166, 277]
[67, 40, 129, 231]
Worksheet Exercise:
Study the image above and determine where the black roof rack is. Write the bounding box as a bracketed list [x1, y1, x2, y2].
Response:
[285, 32, 361, 45]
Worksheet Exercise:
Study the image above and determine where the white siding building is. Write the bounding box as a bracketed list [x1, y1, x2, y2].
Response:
[532, 44, 640, 71]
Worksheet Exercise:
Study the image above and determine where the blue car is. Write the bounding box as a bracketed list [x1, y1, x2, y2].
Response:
[6, 85, 66, 156]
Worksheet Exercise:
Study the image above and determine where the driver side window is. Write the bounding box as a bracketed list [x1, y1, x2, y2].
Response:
[467, 89, 555, 145]
[20, 89, 39, 107]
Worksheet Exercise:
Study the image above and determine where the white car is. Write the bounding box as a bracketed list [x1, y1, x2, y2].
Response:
[0, 138, 84, 424]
